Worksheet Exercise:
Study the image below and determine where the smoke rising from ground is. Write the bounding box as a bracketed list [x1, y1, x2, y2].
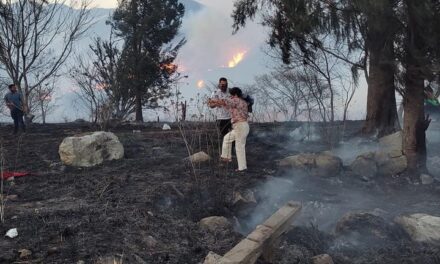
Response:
[239, 123, 440, 238]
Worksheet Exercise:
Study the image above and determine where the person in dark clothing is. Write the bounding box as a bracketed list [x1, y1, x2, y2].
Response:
[4, 84, 26, 134]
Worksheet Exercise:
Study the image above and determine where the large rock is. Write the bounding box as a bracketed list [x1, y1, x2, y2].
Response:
[350, 152, 377, 179]
[375, 151, 407, 176]
[376, 131, 407, 175]
[279, 153, 315, 168]
[187, 151, 211, 163]
[59, 131, 124, 167]
[279, 153, 342, 177]
[395, 214, 440, 244]
[199, 216, 231, 233]
[335, 212, 404, 244]
[232, 190, 257, 217]
[379, 131, 403, 151]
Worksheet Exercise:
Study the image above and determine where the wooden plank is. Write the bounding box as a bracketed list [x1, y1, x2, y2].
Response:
[204, 201, 302, 264]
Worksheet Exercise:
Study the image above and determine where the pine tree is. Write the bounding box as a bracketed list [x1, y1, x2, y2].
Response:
[232, 0, 400, 136]
[111, 0, 185, 122]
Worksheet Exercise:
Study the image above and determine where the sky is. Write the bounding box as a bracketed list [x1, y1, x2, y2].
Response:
[84, 0, 272, 91]
[2, 0, 368, 122]
[81, 0, 367, 121]
[55, 0, 277, 121]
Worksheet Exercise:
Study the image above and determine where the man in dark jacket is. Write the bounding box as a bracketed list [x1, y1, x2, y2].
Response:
[4, 84, 26, 134]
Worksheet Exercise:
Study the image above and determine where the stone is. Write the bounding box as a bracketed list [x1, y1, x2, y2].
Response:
[420, 174, 434, 185]
[395, 214, 440, 244]
[379, 131, 403, 152]
[202, 201, 302, 264]
[279, 153, 342, 177]
[314, 154, 343, 176]
[375, 131, 407, 176]
[203, 251, 222, 264]
[279, 153, 315, 169]
[199, 216, 231, 233]
[18, 249, 32, 259]
[232, 190, 257, 211]
[312, 254, 334, 264]
[5, 228, 18, 238]
[350, 154, 378, 179]
[375, 151, 407, 176]
[335, 212, 399, 242]
[145, 235, 158, 248]
[59, 131, 124, 167]
[187, 151, 211, 163]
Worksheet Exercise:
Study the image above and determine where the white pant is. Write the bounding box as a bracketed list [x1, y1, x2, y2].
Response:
[221, 121, 250, 170]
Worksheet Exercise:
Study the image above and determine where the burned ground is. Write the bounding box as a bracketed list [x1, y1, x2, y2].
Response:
[0, 121, 439, 263]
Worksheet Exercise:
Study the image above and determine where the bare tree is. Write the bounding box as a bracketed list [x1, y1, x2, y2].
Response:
[70, 55, 107, 123]
[253, 70, 310, 121]
[0, 0, 92, 122]
[33, 80, 56, 124]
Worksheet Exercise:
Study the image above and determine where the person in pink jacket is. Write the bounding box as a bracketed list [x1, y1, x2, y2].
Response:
[208, 87, 250, 172]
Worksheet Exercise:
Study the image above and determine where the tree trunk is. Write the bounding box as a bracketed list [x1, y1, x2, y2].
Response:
[135, 87, 143, 122]
[40, 100, 46, 124]
[362, 43, 398, 137]
[402, 0, 429, 175]
[403, 66, 427, 174]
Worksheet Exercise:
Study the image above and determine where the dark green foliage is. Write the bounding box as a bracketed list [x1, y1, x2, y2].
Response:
[110, 0, 186, 121]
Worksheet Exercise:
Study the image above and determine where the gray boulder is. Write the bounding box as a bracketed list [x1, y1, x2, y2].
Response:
[279, 153, 342, 177]
[186, 151, 211, 163]
[335, 212, 403, 244]
[376, 131, 407, 175]
[395, 214, 440, 244]
[59, 131, 124, 167]
[379, 131, 403, 151]
[199, 216, 231, 233]
[350, 152, 377, 179]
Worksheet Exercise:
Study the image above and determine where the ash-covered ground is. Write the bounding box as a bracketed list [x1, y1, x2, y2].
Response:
[0, 121, 439, 264]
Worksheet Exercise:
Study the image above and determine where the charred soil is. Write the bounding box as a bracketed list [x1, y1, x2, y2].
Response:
[0, 121, 439, 263]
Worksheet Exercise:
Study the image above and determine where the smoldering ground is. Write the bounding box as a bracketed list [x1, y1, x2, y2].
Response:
[0, 121, 439, 264]
[238, 122, 440, 263]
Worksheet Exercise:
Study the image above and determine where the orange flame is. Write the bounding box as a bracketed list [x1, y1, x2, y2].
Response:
[95, 83, 108, 90]
[39, 93, 52, 101]
[161, 63, 178, 74]
[197, 80, 205, 89]
[228, 51, 247, 68]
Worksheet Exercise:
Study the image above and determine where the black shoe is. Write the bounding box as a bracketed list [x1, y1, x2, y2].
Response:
[235, 169, 247, 175]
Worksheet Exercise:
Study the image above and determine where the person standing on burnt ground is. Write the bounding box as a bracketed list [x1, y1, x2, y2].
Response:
[208, 87, 250, 172]
[209, 77, 232, 138]
[4, 84, 26, 135]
